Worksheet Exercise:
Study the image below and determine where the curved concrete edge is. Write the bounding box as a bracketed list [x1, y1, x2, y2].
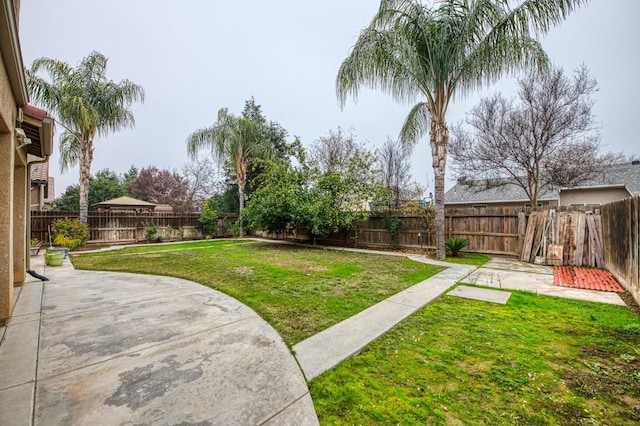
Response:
[3, 254, 319, 425]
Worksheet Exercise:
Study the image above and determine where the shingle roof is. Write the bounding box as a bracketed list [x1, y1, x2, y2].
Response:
[93, 196, 156, 207]
[445, 162, 640, 204]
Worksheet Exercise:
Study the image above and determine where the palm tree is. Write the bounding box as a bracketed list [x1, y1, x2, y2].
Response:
[336, 0, 586, 259]
[26, 51, 145, 223]
[186, 108, 275, 237]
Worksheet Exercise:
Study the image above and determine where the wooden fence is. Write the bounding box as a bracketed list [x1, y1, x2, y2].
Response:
[519, 210, 604, 267]
[313, 207, 524, 256]
[600, 196, 639, 303]
[31, 212, 237, 245]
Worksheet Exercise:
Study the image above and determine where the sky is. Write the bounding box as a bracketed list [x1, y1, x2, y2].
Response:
[18, 0, 640, 197]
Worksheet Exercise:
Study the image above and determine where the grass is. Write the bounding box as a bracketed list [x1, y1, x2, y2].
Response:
[72, 240, 444, 345]
[310, 287, 640, 425]
[443, 252, 491, 266]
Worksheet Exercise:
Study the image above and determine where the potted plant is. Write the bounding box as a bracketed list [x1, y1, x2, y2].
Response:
[30, 238, 41, 256]
[44, 248, 65, 266]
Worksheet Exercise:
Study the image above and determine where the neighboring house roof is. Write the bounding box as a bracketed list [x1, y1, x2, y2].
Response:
[29, 154, 49, 182]
[93, 196, 157, 209]
[445, 178, 558, 205]
[445, 162, 640, 205]
[563, 162, 640, 195]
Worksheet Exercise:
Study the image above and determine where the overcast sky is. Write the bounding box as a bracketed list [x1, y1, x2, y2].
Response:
[19, 0, 640, 197]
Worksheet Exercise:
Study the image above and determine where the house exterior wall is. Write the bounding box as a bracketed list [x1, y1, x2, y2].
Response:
[446, 200, 557, 210]
[0, 55, 18, 322]
[559, 187, 632, 207]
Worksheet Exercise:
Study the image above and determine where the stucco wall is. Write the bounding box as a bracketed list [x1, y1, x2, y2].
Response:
[446, 200, 558, 210]
[559, 187, 632, 207]
[0, 54, 17, 322]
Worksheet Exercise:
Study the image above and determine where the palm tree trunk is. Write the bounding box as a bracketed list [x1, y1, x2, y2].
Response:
[431, 117, 448, 260]
[237, 181, 245, 238]
[78, 142, 93, 224]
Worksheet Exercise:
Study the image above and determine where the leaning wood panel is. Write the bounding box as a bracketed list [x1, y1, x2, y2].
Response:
[601, 196, 639, 305]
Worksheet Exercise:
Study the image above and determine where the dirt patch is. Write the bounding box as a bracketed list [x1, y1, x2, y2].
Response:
[231, 266, 254, 275]
[620, 292, 640, 314]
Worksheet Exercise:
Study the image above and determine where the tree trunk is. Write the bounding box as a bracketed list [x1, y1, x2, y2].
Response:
[430, 117, 448, 260]
[238, 186, 244, 238]
[236, 159, 247, 238]
[78, 141, 94, 224]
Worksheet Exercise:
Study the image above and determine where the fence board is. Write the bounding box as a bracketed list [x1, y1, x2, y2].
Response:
[31, 211, 238, 245]
[601, 196, 639, 304]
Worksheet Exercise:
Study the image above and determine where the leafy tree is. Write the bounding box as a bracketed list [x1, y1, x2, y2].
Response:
[51, 168, 134, 211]
[51, 185, 80, 212]
[121, 166, 139, 191]
[243, 161, 305, 235]
[336, 0, 586, 259]
[210, 98, 296, 215]
[27, 51, 145, 223]
[199, 197, 221, 236]
[89, 169, 129, 206]
[246, 148, 383, 242]
[129, 166, 190, 210]
[450, 66, 620, 210]
[186, 108, 276, 236]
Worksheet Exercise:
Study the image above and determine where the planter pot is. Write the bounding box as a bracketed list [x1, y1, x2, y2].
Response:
[44, 252, 65, 266]
[30, 247, 40, 256]
[47, 246, 68, 257]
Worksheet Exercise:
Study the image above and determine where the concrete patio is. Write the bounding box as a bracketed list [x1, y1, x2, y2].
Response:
[0, 255, 317, 425]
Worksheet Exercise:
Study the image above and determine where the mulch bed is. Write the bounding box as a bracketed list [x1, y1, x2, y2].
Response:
[553, 266, 626, 293]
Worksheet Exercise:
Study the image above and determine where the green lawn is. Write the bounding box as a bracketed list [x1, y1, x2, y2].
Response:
[443, 252, 491, 266]
[72, 240, 444, 345]
[310, 287, 640, 425]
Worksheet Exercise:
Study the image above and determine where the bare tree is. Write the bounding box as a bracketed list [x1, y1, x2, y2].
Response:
[450, 66, 620, 210]
[377, 137, 413, 209]
[182, 155, 224, 212]
[309, 127, 366, 173]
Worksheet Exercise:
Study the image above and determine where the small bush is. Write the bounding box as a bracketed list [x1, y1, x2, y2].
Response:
[51, 218, 89, 248]
[229, 220, 241, 238]
[144, 222, 158, 242]
[446, 238, 469, 257]
[199, 198, 220, 236]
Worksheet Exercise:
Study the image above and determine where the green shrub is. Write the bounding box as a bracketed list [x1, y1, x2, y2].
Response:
[199, 198, 220, 236]
[229, 220, 241, 238]
[445, 238, 469, 257]
[53, 234, 82, 250]
[144, 222, 158, 242]
[51, 218, 90, 248]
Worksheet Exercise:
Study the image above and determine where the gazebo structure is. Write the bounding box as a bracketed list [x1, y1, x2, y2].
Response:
[93, 196, 157, 212]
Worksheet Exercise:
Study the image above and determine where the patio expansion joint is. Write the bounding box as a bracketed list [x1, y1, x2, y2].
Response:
[257, 390, 312, 426]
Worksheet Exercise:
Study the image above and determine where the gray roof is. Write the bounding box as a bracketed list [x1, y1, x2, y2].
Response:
[445, 162, 640, 205]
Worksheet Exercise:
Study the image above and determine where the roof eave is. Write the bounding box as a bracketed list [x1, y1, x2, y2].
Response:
[0, 0, 29, 106]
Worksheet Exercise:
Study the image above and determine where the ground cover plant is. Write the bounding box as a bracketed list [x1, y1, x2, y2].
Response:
[311, 288, 640, 425]
[72, 240, 443, 345]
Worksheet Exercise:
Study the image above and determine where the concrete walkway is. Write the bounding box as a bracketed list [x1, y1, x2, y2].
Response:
[465, 257, 626, 306]
[293, 255, 476, 380]
[0, 256, 317, 425]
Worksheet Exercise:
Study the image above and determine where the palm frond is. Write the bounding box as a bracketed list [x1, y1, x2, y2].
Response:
[400, 101, 431, 146]
[58, 131, 81, 172]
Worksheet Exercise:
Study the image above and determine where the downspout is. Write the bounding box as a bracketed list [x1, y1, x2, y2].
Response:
[25, 157, 49, 276]
[25, 116, 54, 279]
